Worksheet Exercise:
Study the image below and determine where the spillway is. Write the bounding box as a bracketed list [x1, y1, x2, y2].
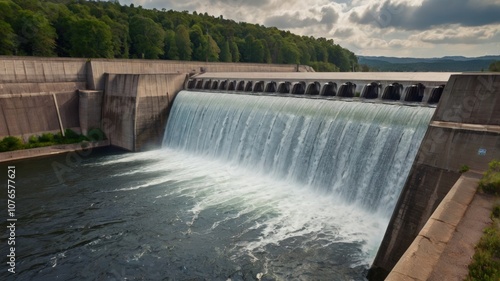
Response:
[9, 90, 435, 281]
[164, 91, 434, 217]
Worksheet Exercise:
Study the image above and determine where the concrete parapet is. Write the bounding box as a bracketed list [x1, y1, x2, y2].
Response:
[88, 59, 309, 90]
[0, 56, 87, 84]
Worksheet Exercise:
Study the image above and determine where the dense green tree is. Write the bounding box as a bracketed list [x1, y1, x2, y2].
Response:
[281, 40, 300, 64]
[0, 21, 16, 55]
[175, 24, 192, 60]
[69, 18, 113, 58]
[0, 0, 360, 71]
[241, 35, 265, 63]
[230, 40, 240, 62]
[101, 15, 129, 58]
[219, 40, 232, 62]
[164, 30, 179, 60]
[129, 15, 165, 59]
[13, 10, 57, 56]
[206, 35, 220, 62]
[190, 24, 207, 61]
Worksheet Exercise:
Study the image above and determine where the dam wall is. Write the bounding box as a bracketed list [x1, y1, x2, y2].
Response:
[0, 56, 306, 146]
[88, 59, 312, 90]
[369, 73, 500, 280]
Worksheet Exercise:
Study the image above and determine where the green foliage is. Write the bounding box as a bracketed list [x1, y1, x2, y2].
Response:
[460, 165, 470, 173]
[0, 129, 97, 152]
[0, 20, 16, 55]
[13, 9, 57, 56]
[219, 40, 232, 62]
[489, 61, 500, 72]
[129, 15, 165, 59]
[38, 132, 54, 142]
[0, 136, 24, 152]
[69, 18, 114, 58]
[479, 160, 500, 195]
[175, 24, 192, 60]
[466, 204, 500, 281]
[2, 0, 359, 70]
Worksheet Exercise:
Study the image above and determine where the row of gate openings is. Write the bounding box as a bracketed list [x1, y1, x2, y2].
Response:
[187, 79, 445, 104]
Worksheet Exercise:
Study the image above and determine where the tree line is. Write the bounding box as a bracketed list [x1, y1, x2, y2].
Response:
[0, 0, 359, 71]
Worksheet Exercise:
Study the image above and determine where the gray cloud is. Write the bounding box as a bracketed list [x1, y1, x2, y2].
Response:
[264, 6, 338, 30]
[264, 12, 319, 29]
[351, 0, 500, 30]
[320, 6, 339, 29]
[333, 27, 354, 38]
[207, 0, 271, 7]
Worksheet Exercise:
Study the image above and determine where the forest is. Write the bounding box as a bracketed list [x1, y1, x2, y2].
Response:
[0, 0, 359, 71]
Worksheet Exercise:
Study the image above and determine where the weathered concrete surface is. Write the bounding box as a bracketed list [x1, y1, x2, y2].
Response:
[79, 90, 103, 135]
[102, 73, 186, 151]
[386, 172, 496, 281]
[0, 57, 87, 83]
[428, 191, 495, 281]
[0, 82, 86, 95]
[135, 74, 186, 151]
[369, 74, 500, 280]
[0, 140, 110, 162]
[194, 72, 454, 102]
[0, 92, 79, 138]
[88, 59, 311, 90]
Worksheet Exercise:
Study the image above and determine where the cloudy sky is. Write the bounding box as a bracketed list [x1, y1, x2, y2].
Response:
[120, 0, 500, 58]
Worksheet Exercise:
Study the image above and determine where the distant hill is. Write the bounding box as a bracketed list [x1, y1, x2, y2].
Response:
[358, 55, 500, 72]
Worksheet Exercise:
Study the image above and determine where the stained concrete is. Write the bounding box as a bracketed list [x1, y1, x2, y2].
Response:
[369, 74, 500, 280]
[386, 172, 495, 281]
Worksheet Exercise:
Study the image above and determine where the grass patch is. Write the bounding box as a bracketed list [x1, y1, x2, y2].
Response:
[466, 202, 500, 281]
[479, 160, 500, 195]
[460, 164, 471, 173]
[467, 160, 500, 281]
[0, 129, 106, 152]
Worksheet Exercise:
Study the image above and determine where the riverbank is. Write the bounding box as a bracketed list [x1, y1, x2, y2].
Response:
[0, 140, 110, 162]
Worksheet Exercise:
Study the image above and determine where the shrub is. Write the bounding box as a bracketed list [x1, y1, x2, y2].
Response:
[38, 133, 55, 143]
[0, 136, 24, 152]
[467, 204, 500, 281]
[87, 128, 107, 141]
[28, 135, 39, 144]
[479, 160, 500, 195]
[460, 165, 470, 173]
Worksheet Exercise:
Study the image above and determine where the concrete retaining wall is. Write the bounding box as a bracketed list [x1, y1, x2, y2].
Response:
[102, 73, 186, 151]
[369, 73, 500, 280]
[0, 92, 79, 138]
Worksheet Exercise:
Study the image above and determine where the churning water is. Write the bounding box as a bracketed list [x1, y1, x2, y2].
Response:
[2, 91, 434, 280]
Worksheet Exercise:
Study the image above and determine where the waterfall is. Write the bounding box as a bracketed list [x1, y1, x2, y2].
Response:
[163, 91, 434, 217]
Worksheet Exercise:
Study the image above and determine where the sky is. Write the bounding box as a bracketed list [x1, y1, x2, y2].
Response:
[119, 0, 500, 58]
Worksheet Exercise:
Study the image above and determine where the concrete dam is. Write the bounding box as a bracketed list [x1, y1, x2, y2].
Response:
[1, 57, 499, 280]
